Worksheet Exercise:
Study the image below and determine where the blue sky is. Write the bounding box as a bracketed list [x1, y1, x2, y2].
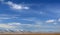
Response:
[0, 0, 60, 32]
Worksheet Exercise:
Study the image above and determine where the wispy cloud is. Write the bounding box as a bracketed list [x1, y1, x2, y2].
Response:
[0, 18, 59, 32]
[0, 14, 19, 20]
[8, 22, 21, 26]
[0, 22, 41, 31]
[0, 22, 21, 29]
[0, 17, 18, 20]
[5, 1, 29, 10]
[45, 19, 55, 23]
[0, 24, 15, 28]
[45, 19, 58, 25]
[0, 0, 4, 2]
[0, 0, 60, 32]
[0, 14, 20, 17]
[58, 18, 60, 22]
[8, 22, 40, 28]
[0, 0, 30, 10]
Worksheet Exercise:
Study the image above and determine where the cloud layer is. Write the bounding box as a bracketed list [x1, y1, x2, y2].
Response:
[0, 0, 60, 32]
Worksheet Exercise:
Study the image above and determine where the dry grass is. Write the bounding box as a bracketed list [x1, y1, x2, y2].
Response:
[0, 34, 60, 35]
[0, 33, 60, 35]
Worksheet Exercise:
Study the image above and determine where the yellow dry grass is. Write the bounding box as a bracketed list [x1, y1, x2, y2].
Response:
[0, 33, 60, 35]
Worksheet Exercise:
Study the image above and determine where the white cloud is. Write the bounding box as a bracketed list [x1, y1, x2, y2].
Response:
[0, 17, 18, 20]
[45, 19, 55, 23]
[0, 22, 21, 29]
[5, 1, 29, 10]
[8, 22, 21, 26]
[8, 22, 33, 28]
[23, 6, 29, 9]
[0, 0, 30, 10]
[21, 19, 33, 21]
[6, 1, 22, 10]
[20, 18, 42, 28]
[0, 24, 15, 28]
[0, 14, 20, 17]
[8, 22, 41, 28]
[58, 18, 60, 22]
[45, 19, 58, 25]
[0, 14, 19, 20]
[21, 18, 37, 21]
[0, 22, 59, 32]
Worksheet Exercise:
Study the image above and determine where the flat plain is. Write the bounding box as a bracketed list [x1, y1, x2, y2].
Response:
[0, 32, 60, 35]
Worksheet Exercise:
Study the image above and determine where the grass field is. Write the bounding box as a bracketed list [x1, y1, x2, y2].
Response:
[0, 34, 60, 35]
[0, 33, 60, 35]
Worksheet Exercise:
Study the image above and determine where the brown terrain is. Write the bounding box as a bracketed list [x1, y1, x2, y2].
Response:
[0, 32, 60, 35]
[0, 33, 60, 35]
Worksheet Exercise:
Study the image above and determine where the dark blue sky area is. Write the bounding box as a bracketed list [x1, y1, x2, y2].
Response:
[5, 0, 60, 4]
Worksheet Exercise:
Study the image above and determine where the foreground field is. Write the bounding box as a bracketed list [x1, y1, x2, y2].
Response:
[0, 34, 60, 35]
[0, 33, 60, 35]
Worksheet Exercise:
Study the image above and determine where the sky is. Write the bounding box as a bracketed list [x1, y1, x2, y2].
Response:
[0, 0, 60, 32]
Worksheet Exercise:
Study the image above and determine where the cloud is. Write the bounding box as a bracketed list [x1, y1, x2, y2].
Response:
[0, 21, 59, 32]
[45, 19, 58, 25]
[0, 14, 20, 17]
[58, 18, 60, 22]
[5, 1, 29, 10]
[23, 6, 29, 9]
[0, 17, 11, 19]
[0, 0, 4, 2]
[0, 14, 19, 20]
[0, 17, 18, 20]
[21, 18, 42, 28]
[0, 23, 27, 32]
[8, 22, 21, 26]
[40, 12, 43, 14]
[0, 24, 15, 28]
[45, 19, 55, 23]
[7, 22, 41, 29]
[8, 22, 33, 28]
[0, 22, 41, 31]
[0, 0, 30, 10]
[21, 18, 34, 21]
[0, 22, 21, 29]
[53, 23, 57, 25]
